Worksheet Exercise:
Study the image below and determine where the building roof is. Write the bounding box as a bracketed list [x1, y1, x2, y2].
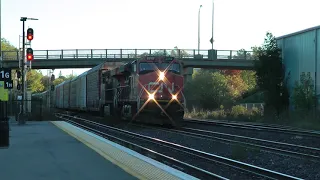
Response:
[276, 25, 320, 40]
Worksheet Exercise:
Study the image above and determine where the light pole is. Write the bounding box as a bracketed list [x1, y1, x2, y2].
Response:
[20, 17, 38, 125]
[198, 5, 202, 54]
[0, 0, 2, 68]
[211, 0, 214, 50]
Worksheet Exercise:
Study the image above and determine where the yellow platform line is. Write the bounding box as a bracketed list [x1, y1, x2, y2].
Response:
[51, 121, 192, 180]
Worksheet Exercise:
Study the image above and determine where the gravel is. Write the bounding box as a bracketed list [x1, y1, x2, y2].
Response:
[184, 122, 320, 149]
[118, 125, 320, 180]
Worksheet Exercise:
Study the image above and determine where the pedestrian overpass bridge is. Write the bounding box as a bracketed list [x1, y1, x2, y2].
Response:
[1, 49, 256, 70]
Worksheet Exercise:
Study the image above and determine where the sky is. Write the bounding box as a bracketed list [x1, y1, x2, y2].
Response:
[2, 0, 320, 77]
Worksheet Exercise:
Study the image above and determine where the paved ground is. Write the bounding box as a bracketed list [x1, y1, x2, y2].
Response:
[0, 121, 137, 180]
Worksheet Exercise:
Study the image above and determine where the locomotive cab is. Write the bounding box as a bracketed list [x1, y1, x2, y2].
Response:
[136, 56, 186, 126]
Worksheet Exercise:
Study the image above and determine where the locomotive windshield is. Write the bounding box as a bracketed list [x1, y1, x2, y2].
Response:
[139, 62, 180, 74]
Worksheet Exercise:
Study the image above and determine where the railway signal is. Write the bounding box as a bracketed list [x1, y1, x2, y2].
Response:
[16, 70, 22, 91]
[17, 71, 21, 79]
[51, 74, 55, 82]
[17, 84, 21, 90]
[26, 48, 33, 61]
[27, 28, 34, 41]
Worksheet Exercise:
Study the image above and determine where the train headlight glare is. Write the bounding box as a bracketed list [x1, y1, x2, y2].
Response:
[149, 93, 155, 100]
[172, 94, 177, 100]
[159, 72, 165, 81]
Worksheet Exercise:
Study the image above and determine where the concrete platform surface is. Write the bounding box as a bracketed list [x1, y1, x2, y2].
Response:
[0, 121, 137, 180]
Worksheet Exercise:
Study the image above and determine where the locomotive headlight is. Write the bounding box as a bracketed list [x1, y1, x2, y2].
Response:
[159, 72, 165, 81]
[172, 94, 177, 100]
[148, 93, 155, 100]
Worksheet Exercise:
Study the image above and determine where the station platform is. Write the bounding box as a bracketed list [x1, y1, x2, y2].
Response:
[0, 120, 197, 180]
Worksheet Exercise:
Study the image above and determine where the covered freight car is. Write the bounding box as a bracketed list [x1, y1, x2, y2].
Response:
[55, 81, 65, 109]
[86, 62, 109, 113]
[69, 77, 77, 110]
[75, 72, 87, 111]
[63, 80, 71, 109]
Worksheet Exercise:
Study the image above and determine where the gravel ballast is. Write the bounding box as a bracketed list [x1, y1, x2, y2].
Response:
[120, 125, 320, 180]
[184, 122, 320, 148]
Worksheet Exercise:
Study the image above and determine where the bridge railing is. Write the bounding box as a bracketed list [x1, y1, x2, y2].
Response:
[1, 49, 256, 61]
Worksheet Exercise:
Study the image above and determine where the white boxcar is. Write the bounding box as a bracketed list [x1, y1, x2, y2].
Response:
[63, 80, 71, 109]
[69, 77, 78, 110]
[76, 71, 88, 111]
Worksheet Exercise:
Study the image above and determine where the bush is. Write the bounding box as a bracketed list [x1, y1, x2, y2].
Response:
[185, 105, 263, 121]
[230, 105, 247, 118]
[292, 72, 316, 110]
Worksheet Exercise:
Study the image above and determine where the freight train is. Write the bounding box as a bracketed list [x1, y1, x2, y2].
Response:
[33, 56, 186, 127]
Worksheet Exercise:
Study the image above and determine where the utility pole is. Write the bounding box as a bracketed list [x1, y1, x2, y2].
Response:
[0, 0, 2, 68]
[198, 5, 202, 55]
[212, 0, 214, 50]
[20, 17, 26, 125]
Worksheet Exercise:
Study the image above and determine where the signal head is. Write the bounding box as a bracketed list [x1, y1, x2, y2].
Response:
[27, 28, 34, 41]
[16, 71, 21, 79]
[26, 48, 34, 61]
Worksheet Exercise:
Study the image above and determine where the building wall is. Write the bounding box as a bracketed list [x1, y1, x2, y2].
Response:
[277, 27, 320, 103]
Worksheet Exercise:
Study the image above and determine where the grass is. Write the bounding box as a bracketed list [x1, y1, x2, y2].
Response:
[185, 106, 320, 131]
[185, 105, 263, 122]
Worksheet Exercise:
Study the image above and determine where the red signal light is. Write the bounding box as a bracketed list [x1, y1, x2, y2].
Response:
[27, 28, 34, 41]
[27, 55, 33, 61]
[26, 48, 33, 61]
[27, 35, 33, 41]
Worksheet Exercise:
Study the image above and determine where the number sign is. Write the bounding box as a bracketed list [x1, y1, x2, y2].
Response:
[0, 68, 12, 81]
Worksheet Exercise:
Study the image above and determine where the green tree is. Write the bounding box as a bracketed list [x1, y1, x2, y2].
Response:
[232, 48, 254, 60]
[41, 76, 50, 89]
[65, 74, 76, 80]
[241, 70, 257, 91]
[170, 46, 190, 58]
[1, 38, 18, 60]
[53, 78, 64, 86]
[185, 70, 233, 110]
[292, 72, 316, 110]
[27, 70, 45, 93]
[254, 32, 289, 116]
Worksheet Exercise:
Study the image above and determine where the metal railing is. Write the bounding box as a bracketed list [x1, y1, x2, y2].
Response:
[1, 49, 256, 61]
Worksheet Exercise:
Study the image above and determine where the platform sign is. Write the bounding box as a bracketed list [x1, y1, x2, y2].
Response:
[0, 68, 11, 102]
[4, 80, 13, 89]
[0, 68, 12, 81]
[0, 81, 9, 101]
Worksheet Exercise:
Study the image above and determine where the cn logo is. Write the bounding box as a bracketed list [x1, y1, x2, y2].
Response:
[148, 82, 174, 93]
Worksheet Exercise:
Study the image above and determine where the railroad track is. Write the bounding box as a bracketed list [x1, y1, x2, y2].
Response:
[133, 124, 320, 161]
[55, 113, 301, 180]
[185, 118, 320, 138]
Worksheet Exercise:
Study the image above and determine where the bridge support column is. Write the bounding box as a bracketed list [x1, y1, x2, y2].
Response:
[183, 67, 193, 83]
[208, 49, 217, 60]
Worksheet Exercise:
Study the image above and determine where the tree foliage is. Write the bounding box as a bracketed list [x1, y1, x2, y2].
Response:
[27, 70, 45, 93]
[185, 70, 233, 110]
[130, 46, 190, 58]
[241, 70, 257, 91]
[1, 38, 18, 60]
[292, 72, 316, 110]
[253, 32, 289, 115]
[226, 74, 248, 98]
[233, 48, 254, 60]
[53, 78, 64, 86]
